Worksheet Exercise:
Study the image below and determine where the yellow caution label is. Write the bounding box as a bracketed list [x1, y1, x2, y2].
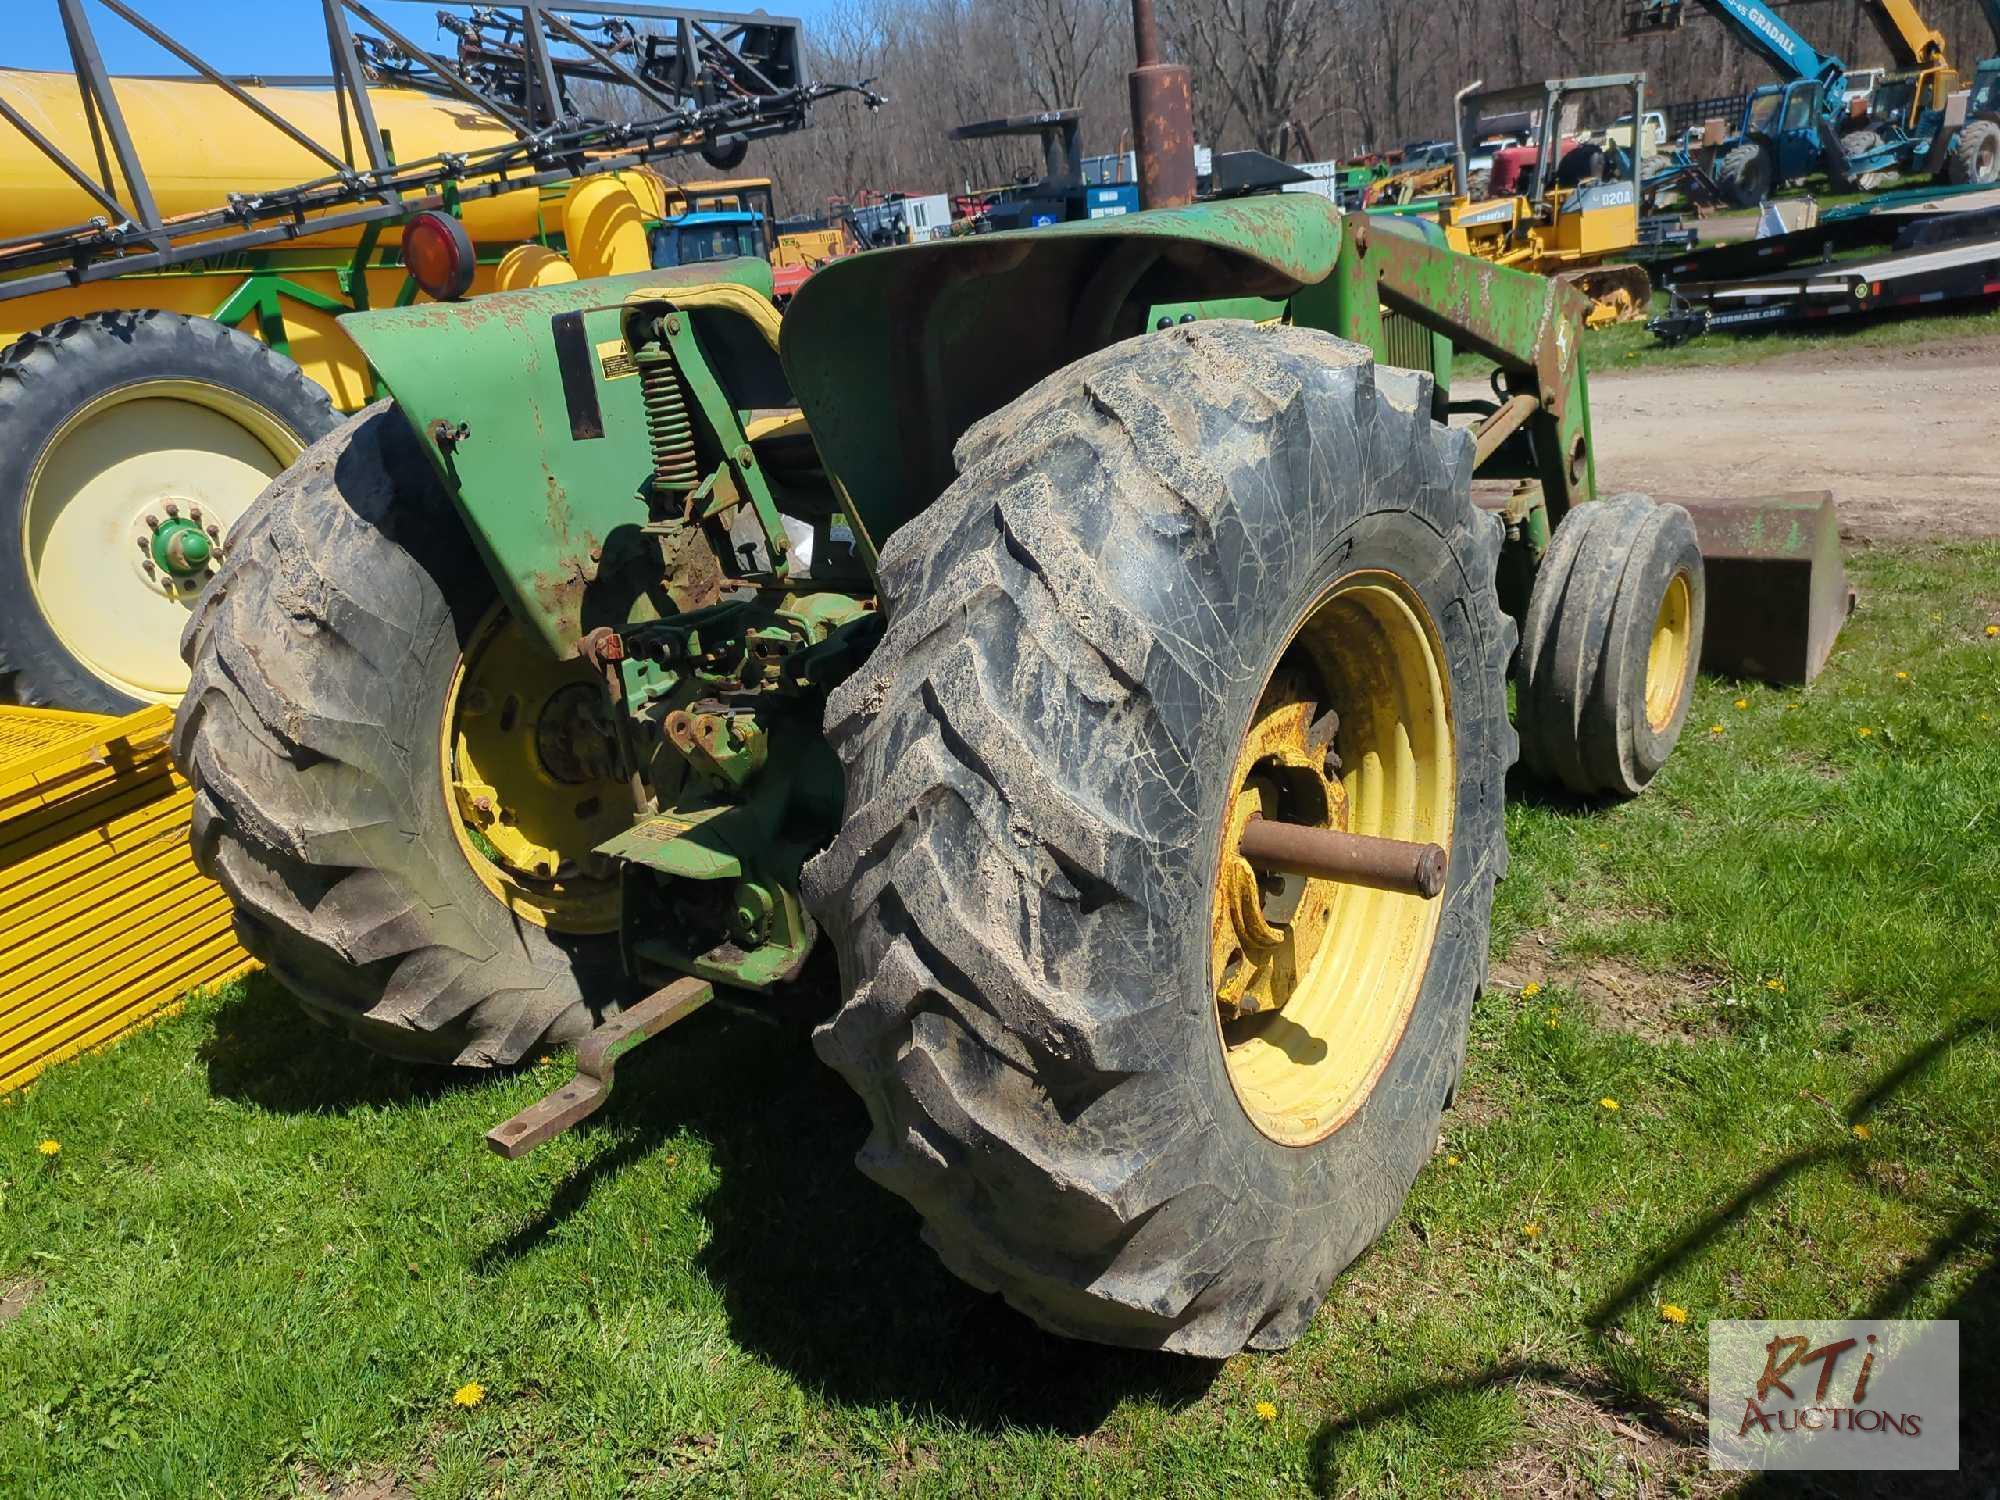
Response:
[597, 339, 638, 380]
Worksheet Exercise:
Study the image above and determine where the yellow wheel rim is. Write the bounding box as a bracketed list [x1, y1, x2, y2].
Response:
[441, 605, 628, 934]
[1211, 571, 1455, 1146]
[1644, 570, 1694, 732]
[22, 379, 305, 702]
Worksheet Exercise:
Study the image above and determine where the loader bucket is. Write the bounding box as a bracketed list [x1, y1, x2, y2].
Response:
[1668, 492, 1854, 684]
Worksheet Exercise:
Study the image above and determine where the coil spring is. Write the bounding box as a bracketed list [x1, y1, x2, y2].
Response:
[637, 341, 697, 493]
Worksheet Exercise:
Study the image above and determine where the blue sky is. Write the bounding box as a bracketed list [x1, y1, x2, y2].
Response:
[10, 2, 836, 76]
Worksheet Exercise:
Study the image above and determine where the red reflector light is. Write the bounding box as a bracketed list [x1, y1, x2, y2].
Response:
[403, 211, 476, 302]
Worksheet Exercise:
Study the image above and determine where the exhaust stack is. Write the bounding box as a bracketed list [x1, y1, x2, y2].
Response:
[1128, 0, 1196, 208]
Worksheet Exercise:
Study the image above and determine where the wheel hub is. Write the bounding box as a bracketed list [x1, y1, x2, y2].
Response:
[132, 502, 225, 595]
[1212, 675, 1347, 1022]
[1211, 573, 1456, 1146]
[1644, 569, 1694, 732]
[444, 606, 629, 933]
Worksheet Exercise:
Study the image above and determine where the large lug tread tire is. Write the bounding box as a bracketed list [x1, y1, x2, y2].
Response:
[0, 310, 337, 712]
[1839, 130, 1893, 192]
[1718, 141, 1772, 207]
[804, 323, 1517, 1355]
[1949, 120, 2000, 186]
[1516, 494, 1706, 800]
[173, 404, 627, 1066]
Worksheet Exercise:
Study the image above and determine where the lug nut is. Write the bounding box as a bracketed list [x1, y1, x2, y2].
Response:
[142, 560, 156, 576]
[164, 501, 180, 518]
[135, 536, 149, 552]
[144, 513, 160, 529]
[188, 505, 202, 521]
[205, 525, 220, 540]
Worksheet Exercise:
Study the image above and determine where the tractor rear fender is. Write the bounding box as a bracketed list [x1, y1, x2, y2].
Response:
[777, 194, 1343, 556]
[340, 258, 775, 660]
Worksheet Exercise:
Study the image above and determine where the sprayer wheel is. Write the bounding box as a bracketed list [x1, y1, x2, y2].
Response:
[0, 311, 336, 711]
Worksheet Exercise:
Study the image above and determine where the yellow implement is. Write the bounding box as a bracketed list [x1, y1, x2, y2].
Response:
[0, 705, 251, 1093]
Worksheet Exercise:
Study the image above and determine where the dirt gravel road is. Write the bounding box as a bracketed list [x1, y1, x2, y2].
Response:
[1587, 335, 2000, 542]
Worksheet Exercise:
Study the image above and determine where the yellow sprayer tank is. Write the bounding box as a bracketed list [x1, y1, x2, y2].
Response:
[0, 68, 669, 716]
[0, 68, 558, 246]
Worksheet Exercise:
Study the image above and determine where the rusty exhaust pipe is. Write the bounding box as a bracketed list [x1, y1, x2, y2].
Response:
[1129, 0, 1196, 208]
[1239, 816, 1448, 899]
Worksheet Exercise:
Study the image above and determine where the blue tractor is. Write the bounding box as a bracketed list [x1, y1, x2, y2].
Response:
[1633, 0, 2000, 204]
[647, 209, 770, 270]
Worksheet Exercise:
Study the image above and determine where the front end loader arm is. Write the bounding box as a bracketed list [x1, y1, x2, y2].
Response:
[1294, 214, 1597, 554]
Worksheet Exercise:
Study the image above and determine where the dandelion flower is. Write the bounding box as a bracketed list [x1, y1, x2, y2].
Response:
[1894, 671, 1909, 681]
[1986, 625, 1998, 638]
[1856, 727, 1874, 738]
[1709, 723, 1725, 735]
[1522, 1222, 1542, 1238]
[1734, 697, 1749, 710]
[1522, 981, 1543, 999]
[452, 1382, 486, 1408]
[1599, 1096, 1621, 1112]
[36, 1140, 59, 1157]
[1852, 1123, 1872, 1141]
[1765, 978, 1785, 993]
[1661, 1304, 1689, 1325]
[1255, 1400, 1278, 1422]
[1446, 1154, 1462, 1167]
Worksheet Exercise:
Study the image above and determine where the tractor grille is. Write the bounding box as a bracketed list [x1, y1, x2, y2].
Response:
[1381, 310, 1435, 375]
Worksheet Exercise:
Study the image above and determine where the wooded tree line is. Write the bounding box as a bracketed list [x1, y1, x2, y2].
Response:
[712, 0, 2000, 216]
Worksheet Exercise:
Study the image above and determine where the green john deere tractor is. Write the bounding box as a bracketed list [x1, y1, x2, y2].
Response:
[174, 193, 1714, 1356]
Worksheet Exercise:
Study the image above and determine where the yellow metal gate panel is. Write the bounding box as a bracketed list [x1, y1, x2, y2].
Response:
[0, 705, 253, 1093]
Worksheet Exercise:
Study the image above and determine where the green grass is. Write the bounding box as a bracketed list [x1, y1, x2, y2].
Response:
[4, 546, 1999, 1497]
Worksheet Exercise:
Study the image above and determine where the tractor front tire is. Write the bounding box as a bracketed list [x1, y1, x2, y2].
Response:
[0, 310, 336, 711]
[174, 404, 630, 1066]
[1949, 120, 2000, 186]
[1719, 141, 1773, 206]
[1516, 495, 1705, 800]
[805, 323, 1516, 1354]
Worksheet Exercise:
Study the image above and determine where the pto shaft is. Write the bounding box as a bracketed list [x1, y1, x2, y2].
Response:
[1238, 816, 1447, 900]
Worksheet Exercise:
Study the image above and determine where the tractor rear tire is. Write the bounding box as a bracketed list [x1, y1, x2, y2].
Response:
[1949, 120, 2000, 186]
[0, 311, 337, 712]
[1516, 495, 1705, 800]
[805, 322, 1516, 1354]
[173, 404, 630, 1066]
[1719, 141, 1773, 206]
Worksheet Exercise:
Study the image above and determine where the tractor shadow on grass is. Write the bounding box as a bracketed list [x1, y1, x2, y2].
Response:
[464, 967, 1222, 1434]
[1306, 1010, 1998, 1497]
[197, 971, 485, 1114]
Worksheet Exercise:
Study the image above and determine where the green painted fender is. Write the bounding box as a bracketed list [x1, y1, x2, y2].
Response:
[340, 258, 774, 659]
[778, 195, 1345, 552]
